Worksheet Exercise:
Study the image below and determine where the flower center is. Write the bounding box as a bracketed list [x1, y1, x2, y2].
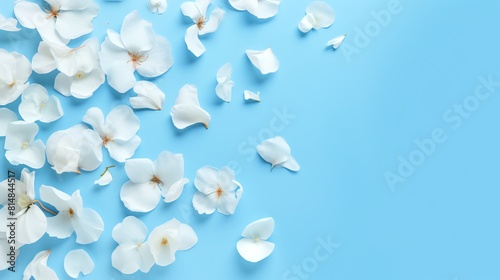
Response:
[137, 242, 142, 248]
[102, 135, 111, 146]
[151, 175, 163, 185]
[21, 142, 29, 149]
[40, 102, 46, 109]
[161, 237, 169, 246]
[8, 81, 15, 88]
[216, 187, 223, 198]
[197, 17, 205, 30]
[254, 237, 260, 242]
[69, 207, 74, 217]
[128, 52, 147, 69]
[18, 194, 34, 209]
[46, 6, 60, 19]
[76, 72, 84, 79]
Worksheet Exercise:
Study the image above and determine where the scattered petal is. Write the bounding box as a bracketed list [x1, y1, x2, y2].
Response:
[230, 0, 282, 19]
[0, 50, 31, 106]
[64, 249, 94, 278]
[171, 84, 211, 129]
[244, 90, 261, 102]
[246, 48, 279, 75]
[256, 136, 300, 171]
[148, 0, 168, 14]
[237, 217, 275, 262]
[326, 34, 346, 49]
[298, 1, 335, 33]
[131, 81, 165, 110]
[216, 63, 234, 102]
[94, 166, 114, 186]
[23, 250, 59, 280]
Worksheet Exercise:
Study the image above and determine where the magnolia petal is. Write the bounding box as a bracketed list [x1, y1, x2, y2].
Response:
[326, 34, 346, 49]
[125, 158, 154, 184]
[185, 24, 205, 57]
[306, 1, 335, 29]
[23, 250, 59, 280]
[180, 1, 203, 22]
[106, 135, 141, 163]
[39, 185, 71, 211]
[54, 73, 72, 97]
[171, 85, 210, 129]
[112, 216, 148, 245]
[148, 0, 168, 14]
[105, 105, 140, 141]
[244, 90, 261, 102]
[73, 208, 104, 244]
[94, 169, 113, 186]
[131, 81, 165, 110]
[177, 223, 198, 251]
[64, 249, 94, 278]
[0, 14, 20, 31]
[247, 0, 282, 19]
[199, 7, 225, 35]
[121, 11, 155, 53]
[217, 184, 243, 215]
[120, 181, 161, 212]
[237, 238, 275, 263]
[256, 136, 291, 167]
[136, 35, 174, 78]
[215, 63, 234, 102]
[246, 48, 279, 74]
[32, 41, 57, 74]
[0, 108, 17, 136]
[242, 217, 275, 240]
[298, 13, 315, 33]
[17, 206, 47, 244]
[107, 61, 136, 93]
[163, 178, 189, 203]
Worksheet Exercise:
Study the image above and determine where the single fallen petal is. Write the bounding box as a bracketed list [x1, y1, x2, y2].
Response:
[246, 0, 282, 19]
[237, 217, 275, 262]
[64, 249, 94, 278]
[242, 217, 275, 240]
[131, 81, 165, 110]
[244, 90, 261, 102]
[326, 34, 346, 49]
[246, 48, 279, 74]
[94, 167, 113, 186]
[23, 250, 59, 280]
[185, 24, 205, 57]
[171, 84, 211, 129]
[148, 0, 168, 14]
[256, 136, 291, 167]
[299, 1, 335, 33]
[215, 63, 234, 102]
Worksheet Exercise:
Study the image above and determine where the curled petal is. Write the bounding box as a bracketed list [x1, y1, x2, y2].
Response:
[171, 84, 210, 129]
[185, 24, 205, 57]
[256, 136, 291, 167]
[64, 249, 94, 278]
[94, 169, 113, 186]
[237, 238, 275, 263]
[242, 217, 275, 240]
[72, 208, 104, 244]
[199, 7, 225, 35]
[131, 81, 165, 110]
[120, 11, 155, 53]
[326, 34, 346, 49]
[215, 63, 234, 102]
[244, 90, 261, 102]
[23, 250, 59, 280]
[246, 48, 279, 75]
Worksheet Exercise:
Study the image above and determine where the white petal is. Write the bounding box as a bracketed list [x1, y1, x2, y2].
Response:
[199, 7, 225, 35]
[99, 37, 136, 93]
[185, 24, 205, 57]
[306, 1, 335, 29]
[32, 41, 57, 74]
[136, 35, 174, 78]
[177, 223, 198, 251]
[55, 3, 99, 40]
[105, 105, 140, 141]
[33, 11, 69, 45]
[244, 90, 261, 102]
[125, 158, 154, 184]
[94, 169, 113, 186]
[4, 121, 37, 150]
[192, 192, 216, 214]
[0, 14, 20, 31]
[154, 151, 185, 189]
[106, 60, 136, 93]
[106, 136, 141, 163]
[54, 73, 72, 97]
[120, 11, 155, 53]
[0, 108, 17, 136]
[120, 182, 161, 212]
[131, 81, 165, 110]
[246, 48, 279, 74]
[237, 238, 275, 262]
[111, 245, 141, 274]
[163, 178, 189, 203]
[180, 1, 203, 22]
[46, 211, 74, 239]
[72, 208, 104, 244]
[217, 184, 243, 215]
[194, 166, 218, 193]
[215, 63, 234, 102]
[13, 1, 44, 29]
[64, 249, 94, 278]
[278, 155, 301, 172]
[24, 250, 59, 280]
[148, 0, 167, 14]
[112, 216, 148, 245]
[326, 34, 346, 49]
[171, 84, 210, 129]
[40, 185, 71, 211]
[19, 84, 63, 123]
[82, 107, 105, 136]
[256, 136, 291, 167]
[17, 206, 47, 244]
[228, 0, 247, 10]
[298, 13, 314, 33]
[246, 0, 281, 19]
[241, 217, 275, 240]
[5, 139, 46, 169]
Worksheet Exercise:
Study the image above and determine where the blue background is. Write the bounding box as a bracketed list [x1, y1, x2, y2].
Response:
[1, 0, 500, 279]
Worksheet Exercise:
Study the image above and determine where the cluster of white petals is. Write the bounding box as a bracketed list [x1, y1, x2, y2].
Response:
[244, 90, 261, 102]
[23, 250, 59, 280]
[148, 0, 167, 14]
[246, 48, 279, 75]
[298, 1, 335, 33]
[64, 249, 94, 278]
[229, 0, 282, 19]
[237, 217, 275, 262]
[46, 124, 102, 174]
[4, 121, 46, 169]
[83, 105, 141, 162]
[181, 0, 225, 57]
[40, 185, 104, 244]
[111, 216, 155, 274]
[171, 84, 211, 129]
[120, 151, 188, 212]
[131, 81, 165, 110]
[0, 14, 20, 32]
[19, 84, 64, 123]
[216, 63, 234, 102]
[0, 169, 47, 245]
[193, 166, 243, 215]
[0, 50, 31, 106]
[14, 0, 99, 45]
[327, 34, 346, 49]
[100, 11, 173, 93]
[257, 136, 300, 171]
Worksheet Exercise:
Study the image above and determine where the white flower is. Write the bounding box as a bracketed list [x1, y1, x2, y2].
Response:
[0, 14, 20, 32]
[0, 169, 47, 245]
[148, 0, 167, 14]
[181, 0, 225, 57]
[54, 39, 105, 99]
[23, 250, 59, 280]
[192, 166, 243, 215]
[298, 1, 335, 33]
[46, 124, 102, 174]
[229, 0, 282, 19]
[244, 90, 260, 102]
[14, 0, 99, 45]
[94, 166, 114, 186]
[236, 217, 275, 262]
[327, 34, 346, 49]
[40, 185, 104, 244]
[120, 151, 189, 212]
[246, 48, 279, 75]
[170, 84, 211, 129]
[256, 136, 300, 171]
[0, 50, 31, 106]
[4, 121, 46, 169]
[216, 63, 234, 102]
[19, 84, 64, 123]
[83, 105, 141, 163]
[148, 218, 197, 266]
[64, 249, 94, 278]
[99, 11, 174, 93]
[0, 108, 18, 137]
[131, 81, 165, 110]
[111, 216, 155, 274]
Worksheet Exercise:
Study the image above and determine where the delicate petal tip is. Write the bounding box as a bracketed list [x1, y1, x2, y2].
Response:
[243, 90, 261, 102]
[64, 249, 94, 278]
[246, 48, 279, 75]
[326, 34, 346, 49]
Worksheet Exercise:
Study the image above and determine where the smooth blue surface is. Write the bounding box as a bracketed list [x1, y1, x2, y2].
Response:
[1, 0, 500, 279]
